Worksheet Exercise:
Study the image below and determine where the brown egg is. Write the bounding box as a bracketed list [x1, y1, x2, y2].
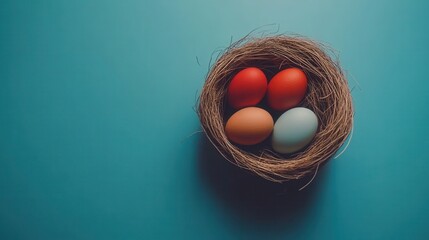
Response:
[225, 107, 274, 145]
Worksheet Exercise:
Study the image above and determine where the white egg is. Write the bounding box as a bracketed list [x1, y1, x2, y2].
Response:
[272, 107, 318, 154]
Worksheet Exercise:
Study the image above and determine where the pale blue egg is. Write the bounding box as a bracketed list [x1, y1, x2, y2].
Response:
[272, 107, 318, 154]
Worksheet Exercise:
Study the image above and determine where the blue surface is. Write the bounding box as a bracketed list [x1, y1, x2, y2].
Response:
[1, 1, 429, 239]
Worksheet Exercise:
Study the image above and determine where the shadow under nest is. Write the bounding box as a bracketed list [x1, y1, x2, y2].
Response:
[197, 134, 329, 224]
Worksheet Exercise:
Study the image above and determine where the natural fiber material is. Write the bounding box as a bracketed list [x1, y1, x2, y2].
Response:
[198, 35, 353, 182]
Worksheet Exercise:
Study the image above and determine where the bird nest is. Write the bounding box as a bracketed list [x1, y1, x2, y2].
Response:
[198, 35, 353, 183]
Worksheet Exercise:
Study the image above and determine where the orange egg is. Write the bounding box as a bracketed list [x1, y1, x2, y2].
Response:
[225, 107, 274, 145]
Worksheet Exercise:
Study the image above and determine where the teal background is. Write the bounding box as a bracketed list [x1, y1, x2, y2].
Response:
[1, 0, 429, 239]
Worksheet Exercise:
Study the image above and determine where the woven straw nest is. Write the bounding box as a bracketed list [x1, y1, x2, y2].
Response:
[198, 35, 353, 183]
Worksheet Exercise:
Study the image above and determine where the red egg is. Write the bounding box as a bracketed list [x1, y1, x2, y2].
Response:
[227, 67, 267, 109]
[267, 68, 308, 111]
